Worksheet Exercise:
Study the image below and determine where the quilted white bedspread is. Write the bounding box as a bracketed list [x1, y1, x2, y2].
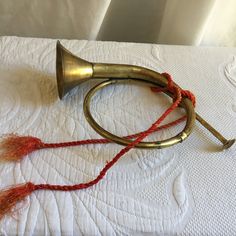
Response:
[0, 36, 235, 235]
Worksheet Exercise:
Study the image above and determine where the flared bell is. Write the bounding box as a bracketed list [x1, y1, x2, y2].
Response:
[56, 41, 93, 99]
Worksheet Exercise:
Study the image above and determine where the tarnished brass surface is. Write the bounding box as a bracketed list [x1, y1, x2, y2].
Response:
[56, 41, 93, 99]
[195, 114, 235, 149]
[56, 41, 235, 150]
[84, 79, 195, 149]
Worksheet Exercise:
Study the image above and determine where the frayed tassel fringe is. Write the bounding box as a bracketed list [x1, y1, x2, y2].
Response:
[0, 183, 35, 220]
[0, 134, 44, 162]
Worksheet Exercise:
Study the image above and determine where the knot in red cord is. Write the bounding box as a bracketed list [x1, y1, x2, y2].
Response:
[151, 72, 196, 107]
[26, 182, 36, 191]
[161, 72, 175, 90]
[150, 72, 174, 93]
[181, 90, 196, 107]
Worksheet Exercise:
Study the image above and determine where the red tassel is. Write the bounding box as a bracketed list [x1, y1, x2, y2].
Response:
[0, 182, 35, 220]
[0, 134, 44, 162]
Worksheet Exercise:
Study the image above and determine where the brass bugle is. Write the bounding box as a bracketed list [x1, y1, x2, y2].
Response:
[56, 41, 235, 150]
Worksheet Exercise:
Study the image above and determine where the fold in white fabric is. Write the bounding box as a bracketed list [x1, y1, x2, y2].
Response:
[1, 0, 236, 46]
[0, 36, 235, 235]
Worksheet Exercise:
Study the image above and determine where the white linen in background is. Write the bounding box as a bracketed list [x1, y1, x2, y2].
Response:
[0, 36, 235, 235]
[0, 0, 111, 40]
[0, 0, 236, 46]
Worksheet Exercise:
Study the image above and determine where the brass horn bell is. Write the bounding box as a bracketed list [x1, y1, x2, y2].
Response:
[56, 42, 93, 99]
[56, 41, 235, 150]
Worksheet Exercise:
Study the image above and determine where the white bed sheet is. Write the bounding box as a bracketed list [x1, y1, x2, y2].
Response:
[0, 36, 235, 235]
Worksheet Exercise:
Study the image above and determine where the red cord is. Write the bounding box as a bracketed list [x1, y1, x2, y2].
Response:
[0, 72, 196, 221]
[41, 116, 186, 149]
[31, 73, 195, 192]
